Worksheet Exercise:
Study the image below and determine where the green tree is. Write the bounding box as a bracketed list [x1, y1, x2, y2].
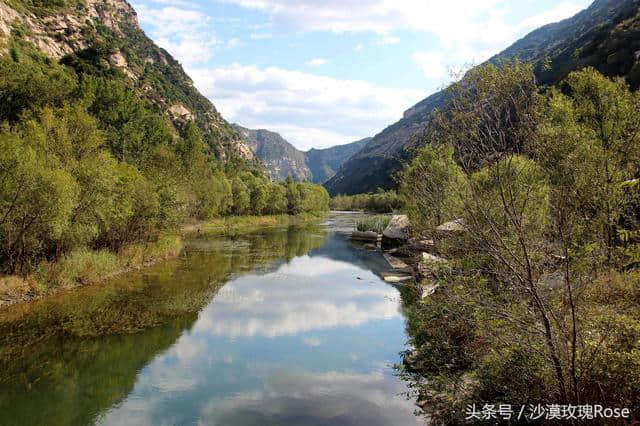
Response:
[231, 178, 250, 216]
[401, 144, 466, 233]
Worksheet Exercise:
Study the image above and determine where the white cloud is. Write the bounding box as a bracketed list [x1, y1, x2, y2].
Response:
[305, 57, 328, 67]
[134, 4, 219, 66]
[187, 64, 424, 150]
[191, 256, 401, 338]
[412, 51, 447, 80]
[379, 35, 400, 45]
[409, 1, 588, 82]
[226, 37, 241, 49]
[217, 0, 589, 79]
[250, 32, 273, 39]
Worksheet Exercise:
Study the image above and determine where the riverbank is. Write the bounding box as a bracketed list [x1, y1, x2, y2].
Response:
[181, 213, 325, 236]
[0, 213, 327, 310]
[0, 234, 184, 310]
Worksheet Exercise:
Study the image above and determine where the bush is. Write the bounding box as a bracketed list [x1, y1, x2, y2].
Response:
[356, 216, 391, 233]
[330, 190, 403, 213]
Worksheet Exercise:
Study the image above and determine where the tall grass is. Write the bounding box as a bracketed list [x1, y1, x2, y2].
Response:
[356, 216, 391, 234]
[35, 235, 183, 289]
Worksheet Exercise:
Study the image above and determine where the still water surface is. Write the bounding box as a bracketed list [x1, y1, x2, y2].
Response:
[0, 213, 420, 425]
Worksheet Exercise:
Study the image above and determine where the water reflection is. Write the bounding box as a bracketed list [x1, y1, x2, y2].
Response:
[0, 216, 420, 426]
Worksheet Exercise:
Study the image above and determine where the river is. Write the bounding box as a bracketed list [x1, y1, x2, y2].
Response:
[0, 213, 421, 426]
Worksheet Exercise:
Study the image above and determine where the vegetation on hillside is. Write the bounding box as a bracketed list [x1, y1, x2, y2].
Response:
[330, 190, 403, 213]
[0, 33, 329, 283]
[398, 61, 640, 422]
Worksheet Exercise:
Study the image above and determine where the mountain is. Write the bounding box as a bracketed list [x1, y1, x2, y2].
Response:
[233, 124, 370, 183]
[325, 0, 640, 196]
[0, 0, 253, 161]
[304, 137, 371, 184]
[233, 125, 311, 181]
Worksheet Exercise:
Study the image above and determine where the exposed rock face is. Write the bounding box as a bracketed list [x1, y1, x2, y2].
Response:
[169, 104, 194, 121]
[0, 0, 254, 162]
[382, 215, 410, 249]
[233, 124, 369, 183]
[325, 0, 640, 196]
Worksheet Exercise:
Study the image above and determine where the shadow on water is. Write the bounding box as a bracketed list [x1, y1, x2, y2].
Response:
[0, 215, 421, 426]
[0, 225, 328, 426]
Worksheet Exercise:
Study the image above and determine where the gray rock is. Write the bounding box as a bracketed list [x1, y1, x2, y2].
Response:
[380, 272, 413, 283]
[435, 219, 466, 236]
[418, 253, 449, 277]
[383, 253, 412, 273]
[351, 231, 380, 242]
[382, 215, 410, 248]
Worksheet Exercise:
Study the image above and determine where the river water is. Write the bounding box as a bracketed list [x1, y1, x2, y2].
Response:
[0, 213, 421, 426]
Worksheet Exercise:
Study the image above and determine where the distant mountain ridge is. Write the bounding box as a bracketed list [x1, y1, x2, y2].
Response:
[325, 0, 640, 195]
[233, 124, 370, 183]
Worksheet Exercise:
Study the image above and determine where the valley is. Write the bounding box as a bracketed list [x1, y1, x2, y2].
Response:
[1, 0, 640, 424]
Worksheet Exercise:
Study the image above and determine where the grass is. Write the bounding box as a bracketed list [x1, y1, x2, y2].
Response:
[33, 234, 183, 290]
[356, 215, 391, 234]
[1, 213, 323, 308]
[182, 213, 325, 237]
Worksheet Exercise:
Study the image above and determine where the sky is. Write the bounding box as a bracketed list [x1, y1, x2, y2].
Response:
[129, 0, 593, 151]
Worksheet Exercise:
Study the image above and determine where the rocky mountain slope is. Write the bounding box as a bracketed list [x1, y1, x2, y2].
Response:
[233, 124, 370, 183]
[0, 0, 253, 161]
[304, 137, 371, 184]
[325, 0, 640, 195]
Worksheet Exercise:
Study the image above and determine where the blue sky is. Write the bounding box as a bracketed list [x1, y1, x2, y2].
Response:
[129, 0, 592, 150]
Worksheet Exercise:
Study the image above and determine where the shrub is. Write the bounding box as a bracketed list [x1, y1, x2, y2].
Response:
[356, 215, 391, 234]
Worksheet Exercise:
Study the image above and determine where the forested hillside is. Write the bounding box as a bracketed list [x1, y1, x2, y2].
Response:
[325, 0, 640, 195]
[0, 0, 329, 286]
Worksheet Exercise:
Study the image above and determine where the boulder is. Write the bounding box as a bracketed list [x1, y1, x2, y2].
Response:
[383, 253, 412, 273]
[382, 215, 410, 249]
[380, 272, 413, 283]
[406, 238, 435, 252]
[420, 281, 440, 298]
[351, 231, 380, 242]
[418, 253, 449, 277]
[435, 219, 466, 237]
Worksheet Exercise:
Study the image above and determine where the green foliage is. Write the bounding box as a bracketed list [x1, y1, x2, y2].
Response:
[535, 67, 640, 259]
[400, 63, 640, 422]
[400, 144, 466, 233]
[0, 35, 328, 276]
[356, 216, 391, 234]
[0, 128, 78, 273]
[0, 39, 77, 122]
[4, 0, 85, 16]
[330, 190, 403, 213]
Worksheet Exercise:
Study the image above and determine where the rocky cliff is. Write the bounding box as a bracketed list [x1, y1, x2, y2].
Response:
[0, 0, 253, 161]
[234, 124, 370, 183]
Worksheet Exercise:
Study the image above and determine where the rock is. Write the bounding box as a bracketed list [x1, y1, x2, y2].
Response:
[435, 219, 466, 237]
[406, 238, 435, 252]
[169, 104, 194, 121]
[380, 272, 413, 283]
[382, 215, 410, 248]
[418, 253, 449, 277]
[421, 252, 448, 264]
[420, 281, 440, 298]
[383, 253, 412, 273]
[351, 231, 380, 242]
